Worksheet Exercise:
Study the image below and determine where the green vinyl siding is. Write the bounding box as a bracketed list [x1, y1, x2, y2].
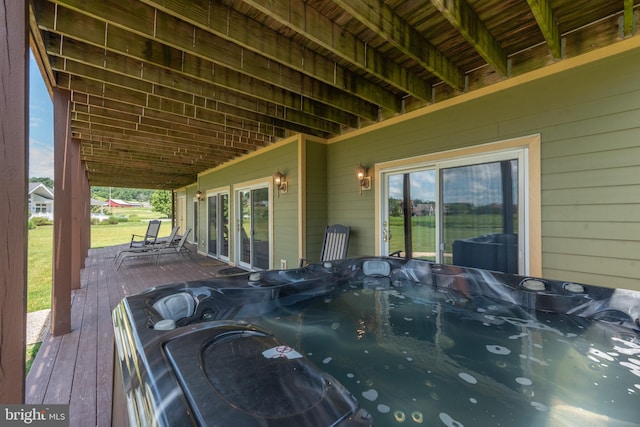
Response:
[304, 140, 328, 262]
[326, 46, 640, 290]
[197, 141, 299, 268]
[542, 204, 640, 223]
[325, 147, 376, 257]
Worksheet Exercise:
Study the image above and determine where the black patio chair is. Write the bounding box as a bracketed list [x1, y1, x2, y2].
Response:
[116, 228, 191, 270]
[129, 220, 162, 248]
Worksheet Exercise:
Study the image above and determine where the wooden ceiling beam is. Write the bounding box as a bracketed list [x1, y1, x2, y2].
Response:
[623, 0, 636, 37]
[80, 152, 205, 172]
[72, 96, 277, 143]
[139, 0, 402, 112]
[41, 0, 381, 121]
[72, 123, 240, 161]
[240, 0, 434, 101]
[525, 0, 562, 58]
[72, 104, 266, 152]
[430, 0, 508, 76]
[77, 138, 224, 169]
[42, 32, 351, 133]
[48, 50, 340, 137]
[82, 162, 196, 188]
[62, 74, 289, 139]
[72, 115, 251, 158]
[335, 0, 466, 89]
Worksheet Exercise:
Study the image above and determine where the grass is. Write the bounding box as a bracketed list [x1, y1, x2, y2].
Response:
[90, 221, 169, 248]
[28, 225, 55, 312]
[388, 214, 510, 260]
[26, 343, 42, 374]
[27, 207, 167, 312]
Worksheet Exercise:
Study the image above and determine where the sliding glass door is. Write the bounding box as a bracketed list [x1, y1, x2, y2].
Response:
[380, 149, 526, 274]
[441, 159, 519, 273]
[207, 191, 229, 261]
[382, 169, 437, 260]
[237, 186, 270, 270]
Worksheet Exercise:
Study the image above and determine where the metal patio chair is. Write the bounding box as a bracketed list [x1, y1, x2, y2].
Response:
[129, 220, 162, 248]
[156, 225, 181, 245]
[116, 228, 191, 270]
[114, 225, 180, 266]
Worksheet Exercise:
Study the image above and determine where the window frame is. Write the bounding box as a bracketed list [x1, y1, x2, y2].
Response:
[374, 135, 541, 276]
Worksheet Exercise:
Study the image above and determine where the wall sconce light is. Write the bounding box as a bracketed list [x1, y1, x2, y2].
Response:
[273, 170, 288, 196]
[355, 164, 371, 194]
[196, 190, 205, 201]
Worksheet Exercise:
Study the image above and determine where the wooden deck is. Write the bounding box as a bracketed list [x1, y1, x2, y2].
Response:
[25, 243, 232, 426]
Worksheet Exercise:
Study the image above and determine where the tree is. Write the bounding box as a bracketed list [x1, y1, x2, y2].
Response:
[91, 186, 154, 201]
[29, 177, 54, 189]
[150, 190, 172, 218]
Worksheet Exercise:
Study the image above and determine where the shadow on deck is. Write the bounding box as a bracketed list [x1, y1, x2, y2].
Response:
[25, 243, 232, 426]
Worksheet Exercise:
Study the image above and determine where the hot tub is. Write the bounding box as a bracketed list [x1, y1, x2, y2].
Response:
[112, 257, 640, 426]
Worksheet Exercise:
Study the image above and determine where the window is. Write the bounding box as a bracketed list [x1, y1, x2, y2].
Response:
[34, 203, 48, 213]
[207, 191, 229, 261]
[235, 182, 271, 270]
[378, 136, 539, 275]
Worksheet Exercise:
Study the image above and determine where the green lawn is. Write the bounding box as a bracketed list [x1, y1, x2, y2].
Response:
[27, 208, 167, 312]
[387, 213, 509, 261]
[26, 342, 42, 374]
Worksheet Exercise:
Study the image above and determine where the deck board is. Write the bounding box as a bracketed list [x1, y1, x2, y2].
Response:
[70, 267, 97, 425]
[25, 243, 232, 427]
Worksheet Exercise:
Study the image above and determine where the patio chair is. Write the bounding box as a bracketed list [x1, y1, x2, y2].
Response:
[116, 228, 191, 270]
[156, 228, 192, 265]
[156, 225, 180, 245]
[129, 220, 162, 248]
[299, 224, 350, 267]
[114, 225, 180, 266]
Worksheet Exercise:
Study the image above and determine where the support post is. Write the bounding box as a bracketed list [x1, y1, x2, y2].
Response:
[0, 0, 28, 403]
[51, 88, 73, 336]
[82, 167, 90, 265]
[70, 138, 81, 290]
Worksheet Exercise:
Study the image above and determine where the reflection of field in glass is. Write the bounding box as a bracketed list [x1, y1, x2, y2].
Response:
[241, 209, 269, 240]
[388, 215, 435, 259]
[388, 214, 509, 262]
[252, 205, 269, 241]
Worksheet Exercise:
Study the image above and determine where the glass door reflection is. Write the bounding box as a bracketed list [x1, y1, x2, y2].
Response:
[383, 169, 436, 261]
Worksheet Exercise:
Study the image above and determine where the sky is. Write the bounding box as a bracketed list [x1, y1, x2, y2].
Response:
[29, 51, 54, 179]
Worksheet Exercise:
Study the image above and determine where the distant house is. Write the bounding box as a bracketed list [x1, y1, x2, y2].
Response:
[105, 199, 137, 208]
[28, 182, 54, 220]
[414, 203, 435, 216]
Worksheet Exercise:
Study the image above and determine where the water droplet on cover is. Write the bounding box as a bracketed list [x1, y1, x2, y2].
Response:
[439, 412, 464, 427]
[458, 372, 477, 384]
[377, 404, 390, 413]
[486, 345, 511, 355]
[362, 389, 378, 401]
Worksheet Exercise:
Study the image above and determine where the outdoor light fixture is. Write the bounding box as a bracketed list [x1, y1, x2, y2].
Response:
[355, 164, 371, 194]
[273, 170, 288, 196]
[196, 190, 205, 201]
